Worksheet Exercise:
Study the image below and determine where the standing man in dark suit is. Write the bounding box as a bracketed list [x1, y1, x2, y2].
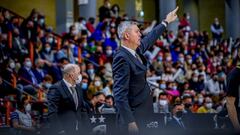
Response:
[47, 64, 89, 135]
[112, 7, 178, 134]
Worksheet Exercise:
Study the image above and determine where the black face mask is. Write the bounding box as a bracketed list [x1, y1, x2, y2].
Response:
[176, 111, 183, 118]
[184, 103, 192, 109]
[96, 102, 103, 108]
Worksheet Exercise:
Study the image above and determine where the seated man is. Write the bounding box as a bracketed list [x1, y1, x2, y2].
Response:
[166, 102, 186, 130]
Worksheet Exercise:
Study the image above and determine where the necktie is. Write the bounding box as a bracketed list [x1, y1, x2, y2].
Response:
[178, 119, 185, 129]
[135, 53, 143, 64]
[70, 87, 78, 110]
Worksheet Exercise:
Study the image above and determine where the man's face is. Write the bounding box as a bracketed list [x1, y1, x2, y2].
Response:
[173, 104, 184, 115]
[70, 66, 81, 84]
[126, 25, 141, 48]
[97, 95, 106, 104]
[106, 98, 113, 107]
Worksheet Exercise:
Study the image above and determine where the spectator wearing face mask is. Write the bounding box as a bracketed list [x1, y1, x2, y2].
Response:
[40, 43, 55, 63]
[211, 18, 224, 45]
[86, 92, 106, 114]
[189, 73, 199, 91]
[104, 45, 114, 63]
[81, 75, 89, 101]
[192, 94, 204, 113]
[1, 59, 18, 95]
[86, 63, 96, 81]
[100, 95, 116, 114]
[205, 74, 220, 96]
[87, 76, 103, 100]
[18, 58, 38, 86]
[153, 80, 166, 101]
[182, 95, 193, 113]
[166, 82, 180, 97]
[197, 97, 216, 113]
[41, 75, 53, 90]
[32, 58, 48, 84]
[153, 92, 169, 113]
[74, 17, 90, 37]
[10, 97, 35, 135]
[166, 103, 186, 130]
[101, 78, 113, 96]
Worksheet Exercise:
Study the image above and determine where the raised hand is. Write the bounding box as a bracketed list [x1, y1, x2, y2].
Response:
[165, 6, 179, 24]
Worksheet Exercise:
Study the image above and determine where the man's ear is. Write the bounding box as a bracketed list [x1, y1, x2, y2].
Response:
[124, 32, 129, 40]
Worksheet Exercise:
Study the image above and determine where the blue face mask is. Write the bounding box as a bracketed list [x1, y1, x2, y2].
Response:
[87, 69, 95, 75]
[160, 84, 166, 89]
[44, 83, 52, 89]
[81, 83, 88, 90]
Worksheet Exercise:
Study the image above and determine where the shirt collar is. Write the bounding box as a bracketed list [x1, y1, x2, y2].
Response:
[173, 116, 181, 121]
[63, 78, 76, 88]
[122, 45, 136, 57]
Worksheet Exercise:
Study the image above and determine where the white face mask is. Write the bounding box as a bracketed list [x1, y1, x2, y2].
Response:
[106, 50, 113, 56]
[159, 100, 168, 106]
[198, 98, 204, 104]
[206, 103, 213, 109]
[166, 57, 171, 61]
[187, 59, 192, 64]
[47, 37, 54, 43]
[76, 75, 82, 84]
[9, 62, 15, 69]
[179, 57, 184, 63]
[172, 86, 177, 90]
[94, 81, 101, 87]
[25, 103, 31, 112]
[25, 61, 32, 68]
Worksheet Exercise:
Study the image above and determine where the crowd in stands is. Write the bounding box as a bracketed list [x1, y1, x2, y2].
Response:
[0, 0, 240, 133]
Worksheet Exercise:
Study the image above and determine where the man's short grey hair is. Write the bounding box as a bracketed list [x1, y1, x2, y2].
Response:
[62, 64, 79, 76]
[117, 21, 136, 39]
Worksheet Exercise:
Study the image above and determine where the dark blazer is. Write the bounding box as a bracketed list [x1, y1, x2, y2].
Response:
[18, 67, 37, 86]
[112, 23, 166, 128]
[32, 68, 47, 84]
[47, 80, 89, 135]
[166, 117, 185, 130]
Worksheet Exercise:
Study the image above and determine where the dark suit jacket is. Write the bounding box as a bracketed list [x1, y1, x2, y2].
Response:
[47, 80, 89, 134]
[32, 68, 47, 84]
[166, 117, 185, 129]
[18, 67, 37, 86]
[112, 23, 166, 128]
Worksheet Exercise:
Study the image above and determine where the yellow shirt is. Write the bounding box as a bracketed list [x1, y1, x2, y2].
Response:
[197, 106, 216, 113]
